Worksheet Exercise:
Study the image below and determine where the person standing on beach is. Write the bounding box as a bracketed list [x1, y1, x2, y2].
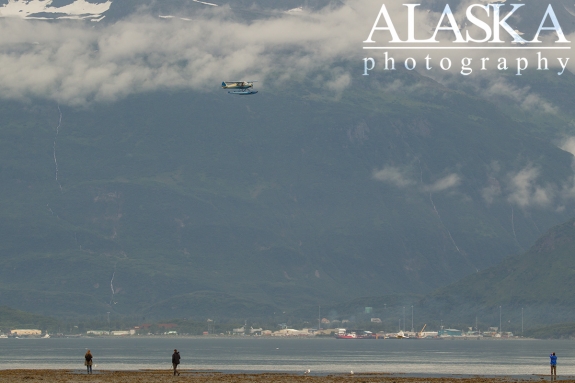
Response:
[84, 350, 93, 374]
[550, 352, 557, 378]
[172, 349, 181, 376]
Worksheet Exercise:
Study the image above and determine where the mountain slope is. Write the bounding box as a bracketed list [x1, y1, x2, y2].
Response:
[0, 68, 573, 319]
[421, 217, 575, 328]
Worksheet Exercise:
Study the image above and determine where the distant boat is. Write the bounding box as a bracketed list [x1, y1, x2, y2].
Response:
[396, 331, 409, 339]
[42, 334, 50, 338]
[0, 334, 8, 338]
[335, 330, 376, 339]
[336, 332, 358, 339]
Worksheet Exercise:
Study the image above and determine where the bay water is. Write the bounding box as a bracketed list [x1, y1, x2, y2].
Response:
[0, 337, 572, 376]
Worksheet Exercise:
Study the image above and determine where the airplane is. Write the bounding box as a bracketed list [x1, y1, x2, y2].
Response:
[221, 81, 258, 95]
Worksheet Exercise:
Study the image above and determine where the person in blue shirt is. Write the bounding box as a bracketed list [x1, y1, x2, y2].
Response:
[550, 352, 557, 378]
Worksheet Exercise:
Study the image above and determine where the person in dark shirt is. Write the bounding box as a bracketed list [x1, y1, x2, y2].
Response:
[84, 350, 93, 374]
[550, 352, 557, 378]
[172, 349, 181, 376]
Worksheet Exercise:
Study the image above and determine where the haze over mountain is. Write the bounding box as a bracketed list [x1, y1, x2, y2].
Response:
[419, 217, 575, 329]
[0, 0, 574, 321]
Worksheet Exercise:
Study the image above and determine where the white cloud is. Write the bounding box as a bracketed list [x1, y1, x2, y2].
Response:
[562, 176, 575, 200]
[0, 1, 570, 108]
[374, 166, 463, 194]
[463, 78, 558, 114]
[559, 136, 575, 174]
[507, 166, 554, 208]
[0, 1, 400, 105]
[426, 173, 461, 192]
[372, 166, 415, 188]
[560, 136, 575, 157]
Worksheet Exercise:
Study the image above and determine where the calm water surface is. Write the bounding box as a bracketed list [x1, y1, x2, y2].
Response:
[0, 337, 573, 375]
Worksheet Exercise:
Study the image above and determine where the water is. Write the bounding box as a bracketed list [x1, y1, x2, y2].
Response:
[0, 337, 573, 376]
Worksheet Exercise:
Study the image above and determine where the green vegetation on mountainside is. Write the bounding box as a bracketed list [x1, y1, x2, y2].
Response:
[524, 323, 575, 339]
[0, 306, 59, 333]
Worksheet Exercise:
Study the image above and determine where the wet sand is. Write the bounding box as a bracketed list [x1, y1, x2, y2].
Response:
[0, 370, 569, 383]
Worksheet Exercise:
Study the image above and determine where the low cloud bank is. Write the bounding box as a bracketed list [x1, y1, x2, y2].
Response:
[0, 1, 572, 105]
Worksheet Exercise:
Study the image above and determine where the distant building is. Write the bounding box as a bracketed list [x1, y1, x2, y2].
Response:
[87, 330, 110, 336]
[11, 329, 42, 336]
[271, 328, 312, 337]
[370, 318, 382, 323]
[111, 330, 135, 336]
[483, 327, 499, 337]
[438, 328, 462, 337]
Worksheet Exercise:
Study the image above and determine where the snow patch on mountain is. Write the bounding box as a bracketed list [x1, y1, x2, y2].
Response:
[0, 0, 112, 20]
[192, 0, 217, 7]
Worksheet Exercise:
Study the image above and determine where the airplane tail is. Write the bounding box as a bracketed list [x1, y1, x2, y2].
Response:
[221, 82, 227, 88]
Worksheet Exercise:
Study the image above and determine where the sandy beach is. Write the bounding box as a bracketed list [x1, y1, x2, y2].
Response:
[0, 370, 567, 383]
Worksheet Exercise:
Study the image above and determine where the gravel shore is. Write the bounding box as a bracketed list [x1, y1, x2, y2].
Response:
[0, 370, 565, 383]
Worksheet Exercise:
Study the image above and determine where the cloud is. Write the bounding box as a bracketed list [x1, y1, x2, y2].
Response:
[482, 159, 575, 208]
[480, 80, 558, 114]
[560, 136, 575, 157]
[0, 1, 571, 107]
[560, 135, 575, 198]
[481, 183, 501, 205]
[372, 166, 415, 188]
[507, 166, 554, 208]
[563, 177, 575, 200]
[373, 165, 463, 194]
[0, 1, 394, 105]
[425, 173, 461, 192]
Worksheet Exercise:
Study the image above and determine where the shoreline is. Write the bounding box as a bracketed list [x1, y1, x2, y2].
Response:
[0, 370, 570, 382]
[1, 335, 540, 340]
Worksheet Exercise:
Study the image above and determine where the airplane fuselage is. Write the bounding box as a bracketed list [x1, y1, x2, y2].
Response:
[222, 81, 254, 90]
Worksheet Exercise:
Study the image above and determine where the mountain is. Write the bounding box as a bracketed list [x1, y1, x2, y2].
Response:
[420, 217, 575, 329]
[0, 306, 59, 332]
[0, 0, 574, 321]
[0, 66, 573, 320]
[0, 0, 337, 22]
[0, 0, 112, 21]
[6, 0, 574, 29]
